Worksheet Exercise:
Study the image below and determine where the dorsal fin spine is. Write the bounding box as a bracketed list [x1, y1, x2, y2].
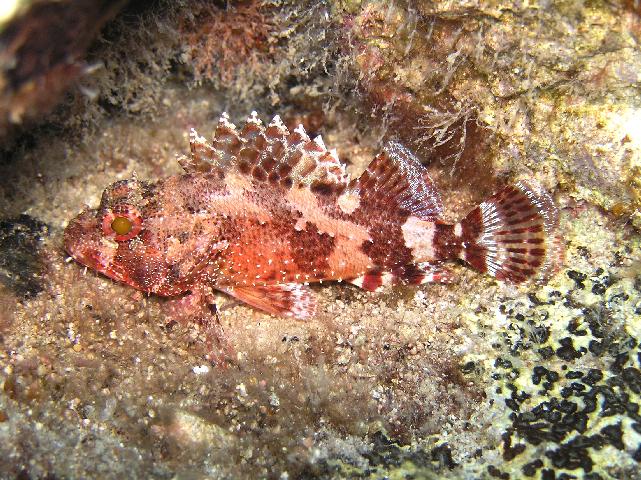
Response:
[218, 112, 237, 132]
[189, 128, 204, 144]
[269, 115, 286, 129]
[182, 112, 351, 194]
[248, 111, 262, 125]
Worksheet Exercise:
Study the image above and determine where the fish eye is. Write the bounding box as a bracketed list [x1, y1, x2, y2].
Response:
[111, 216, 133, 235]
[102, 205, 142, 241]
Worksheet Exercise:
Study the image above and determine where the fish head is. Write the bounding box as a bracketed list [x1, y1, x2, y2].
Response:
[64, 177, 186, 295]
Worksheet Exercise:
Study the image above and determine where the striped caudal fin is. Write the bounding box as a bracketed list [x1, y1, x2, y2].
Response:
[458, 181, 563, 283]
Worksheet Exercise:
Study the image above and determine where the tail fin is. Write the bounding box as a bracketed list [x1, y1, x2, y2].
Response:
[458, 181, 562, 283]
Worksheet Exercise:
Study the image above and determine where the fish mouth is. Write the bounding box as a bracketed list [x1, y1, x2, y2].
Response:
[64, 209, 117, 275]
[64, 209, 182, 296]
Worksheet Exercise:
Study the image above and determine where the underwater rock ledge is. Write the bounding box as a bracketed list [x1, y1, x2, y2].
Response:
[0, 0, 640, 479]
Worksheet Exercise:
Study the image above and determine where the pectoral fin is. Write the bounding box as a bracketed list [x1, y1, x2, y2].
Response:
[218, 283, 317, 319]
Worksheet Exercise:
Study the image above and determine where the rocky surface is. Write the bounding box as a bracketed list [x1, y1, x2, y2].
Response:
[0, 0, 125, 139]
[0, 1, 639, 479]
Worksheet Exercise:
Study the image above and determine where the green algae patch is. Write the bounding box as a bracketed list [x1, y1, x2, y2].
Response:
[458, 206, 641, 479]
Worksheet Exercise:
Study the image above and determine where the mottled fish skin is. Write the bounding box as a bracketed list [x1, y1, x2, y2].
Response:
[64, 112, 563, 319]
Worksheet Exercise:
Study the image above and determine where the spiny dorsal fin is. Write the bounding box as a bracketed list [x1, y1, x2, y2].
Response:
[348, 141, 443, 220]
[212, 112, 242, 165]
[178, 129, 219, 174]
[182, 112, 349, 195]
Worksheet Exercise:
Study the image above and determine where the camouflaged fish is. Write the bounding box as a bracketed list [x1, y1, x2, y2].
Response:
[64, 112, 562, 319]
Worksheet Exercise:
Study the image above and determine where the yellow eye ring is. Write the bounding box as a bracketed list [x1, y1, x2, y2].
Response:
[102, 206, 142, 241]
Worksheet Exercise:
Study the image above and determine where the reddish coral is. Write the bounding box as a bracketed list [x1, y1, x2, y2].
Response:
[180, 1, 275, 85]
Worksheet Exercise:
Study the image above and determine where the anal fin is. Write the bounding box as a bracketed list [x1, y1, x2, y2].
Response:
[348, 263, 453, 292]
[218, 283, 317, 319]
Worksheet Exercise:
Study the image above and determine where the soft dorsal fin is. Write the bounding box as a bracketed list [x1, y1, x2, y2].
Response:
[180, 112, 349, 195]
[348, 141, 443, 220]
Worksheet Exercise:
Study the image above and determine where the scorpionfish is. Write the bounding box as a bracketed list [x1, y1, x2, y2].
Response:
[65, 112, 562, 319]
